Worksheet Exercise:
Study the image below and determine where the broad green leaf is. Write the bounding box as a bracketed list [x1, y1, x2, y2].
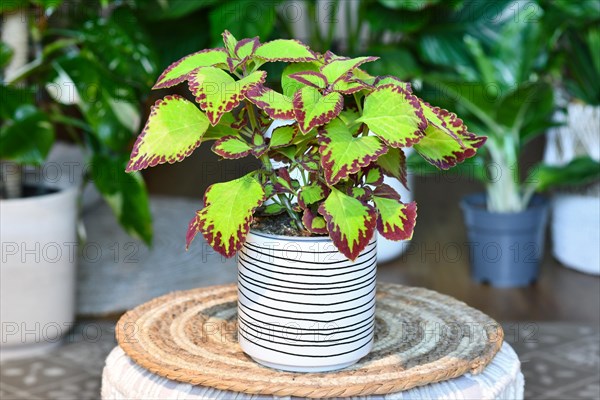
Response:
[293, 86, 343, 134]
[413, 107, 486, 170]
[153, 48, 228, 89]
[376, 147, 407, 187]
[373, 195, 417, 241]
[288, 71, 328, 89]
[320, 56, 378, 83]
[261, 203, 285, 216]
[188, 67, 266, 125]
[187, 174, 265, 257]
[212, 135, 251, 159]
[357, 84, 427, 148]
[269, 124, 298, 148]
[302, 208, 328, 235]
[0, 105, 54, 165]
[365, 165, 384, 185]
[0, 42, 13, 69]
[298, 182, 328, 209]
[254, 39, 317, 62]
[281, 62, 321, 97]
[126, 95, 209, 171]
[92, 154, 153, 245]
[532, 157, 600, 192]
[246, 85, 294, 120]
[318, 118, 387, 185]
[318, 188, 377, 260]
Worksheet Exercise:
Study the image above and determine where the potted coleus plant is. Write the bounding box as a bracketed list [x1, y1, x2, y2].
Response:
[126, 30, 485, 372]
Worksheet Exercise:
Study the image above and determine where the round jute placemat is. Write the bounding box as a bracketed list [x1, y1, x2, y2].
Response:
[116, 283, 503, 398]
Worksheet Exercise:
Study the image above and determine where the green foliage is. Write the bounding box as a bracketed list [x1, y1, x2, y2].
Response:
[130, 31, 485, 259]
[532, 157, 600, 192]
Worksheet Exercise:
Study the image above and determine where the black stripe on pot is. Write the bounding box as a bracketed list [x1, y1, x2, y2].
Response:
[242, 242, 377, 265]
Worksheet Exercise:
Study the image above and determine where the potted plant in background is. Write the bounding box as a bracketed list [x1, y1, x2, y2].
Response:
[126, 30, 485, 371]
[1, 1, 153, 359]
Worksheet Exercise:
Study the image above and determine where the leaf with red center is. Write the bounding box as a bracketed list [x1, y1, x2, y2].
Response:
[288, 71, 328, 89]
[373, 195, 417, 241]
[376, 147, 407, 188]
[356, 84, 426, 148]
[318, 188, 377, 260]
[269, 124, 298, 148]
[212, 135, 252, 159]
[254, 39, 317, 62]
[293, 86, 343, 134]
[318, 118, 387, 185]
[414, 104, 487, 169]
[188, 67, 266, 125]
[298, 182, 328, 209]
[320, 56, 379, 83]
[302, 208, 328, 235]
[186, 173, 265, 257]
[152, 49, 228, 90]
[246, 85, 294, 120]
[126, 95, 209, 172]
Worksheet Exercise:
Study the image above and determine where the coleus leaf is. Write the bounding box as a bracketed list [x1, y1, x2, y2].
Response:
[235, 37, 260, 59]
[373, 75, 412, 92]
[298, 182, 328, 209]
[293, 86, 343, 134]
[254, 39, 317, 62]
[302, 208, 328, 235]
[320, 56, 378, 83]
[222, 30, 238, 56]
[356, 84, 426, 148]
[269, 124, 298, 148]
[126, 95, 209, 172]
[203, 113, 240, 141]
[318, 118, 388, 185]
[250, 131, 268, 157]
[212, 135, 252, 159]
[188, 67, 266, 125]
[373, 193, 417, 241]
[261, 203, 286, 216]
[364, 165, 384, 185]
[318, 187, 377, 260]
[281, 62, 321, 97]
[332, 78, 373, 95]
[288, 71, 328, 89]
[376, 147, 407, 187]
[153, 48, 228, 90]
[187, 173, 265, 257]
[413, 105, 486, 169]
[246, 85, 294, 120]
[348, 186, 373, 202]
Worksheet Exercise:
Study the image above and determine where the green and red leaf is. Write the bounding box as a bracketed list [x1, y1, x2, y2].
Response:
[126, 95, 209, 171]
[246, 85, 294, 120]
[414, 104, 486, 169]
[318, 188, 377, 260]
[302, 208, 328, 235]
[356, 84, 426, 148]
[222, 30, 238, 56]
[376, 147, 407, 187]
[269, 124, 298, 148]
[373, 75, 412, 92]
[293, 86, 343, 134]
[212, 135, 252, 159]
[288, 71, 328, 89]
[320, 56, 378, 83]
[188, 67, 266, 125]
[332, 78, 373, 95]
[373, 195, 417, 241]
[254, 39, 317, 62]
[298, 182, 328, 209]
[153, 49, 228, 90]
[235, 37, 260, 59]
[364, 165, 384, 185]
[318, 118, 387, 185]
[187, 173, 265, 257]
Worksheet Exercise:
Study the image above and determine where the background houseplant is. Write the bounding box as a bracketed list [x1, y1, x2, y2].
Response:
[126, 30, 485, 371]
[1, 0, 154, 357]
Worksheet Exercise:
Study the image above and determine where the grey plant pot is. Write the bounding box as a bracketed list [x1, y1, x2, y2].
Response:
[460, 193, 549, 288]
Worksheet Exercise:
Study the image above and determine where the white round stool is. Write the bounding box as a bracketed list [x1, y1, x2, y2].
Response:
[101, 342, 524, 399]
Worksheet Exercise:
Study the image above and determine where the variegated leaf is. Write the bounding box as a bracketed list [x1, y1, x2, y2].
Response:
[126, 95, 209, 172]
[288, 71, 328, 89]
[414, 101, 487, 169]
[318, 118, 387, 185]
[261, 203, 285, 216]
[373, 195, 417, 241]
[364, 165, 384, 185]
[373, 75, 412, 92]
[188, 67, 266, 125]
[203, 113, 240, 141]
[298, 182, 328, 209]
[318, 187, 377, 260]
[293, 86, 343, 134]
[153, 49, 228, 90]
[281, 62, 321, 97]
[357, 84, 426, 148]
[269, 124, 298, 148]
[250, 132, 268, 157]
[222, 30, 238, 56]
[302, 208, 328, 235]
[376, 147, 407, 187]
[235, 37, 260, 59]
[187, 174, 265, 257]
[212, 135, 252, 159]
[254, 39, 317, 62]
[246, 85, 294, 120]
[320, 56, 378, 83]
[332, 78, 372, 95]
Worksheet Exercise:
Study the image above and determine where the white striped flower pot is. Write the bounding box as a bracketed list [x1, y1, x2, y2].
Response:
[237, 231, 377, 372]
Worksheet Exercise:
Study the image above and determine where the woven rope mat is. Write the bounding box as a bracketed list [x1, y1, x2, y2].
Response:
[116, 283, 503, 398]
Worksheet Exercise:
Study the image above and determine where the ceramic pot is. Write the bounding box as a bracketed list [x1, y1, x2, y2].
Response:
[237, 231, 377, 372]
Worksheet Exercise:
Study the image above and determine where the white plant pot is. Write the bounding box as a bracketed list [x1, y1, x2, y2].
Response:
[551, 194, 600, 275]
[0, 186, 78, 361]
[237, 231, 376, 372]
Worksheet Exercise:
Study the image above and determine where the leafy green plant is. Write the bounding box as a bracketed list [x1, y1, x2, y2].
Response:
[126, 30, 485, 260]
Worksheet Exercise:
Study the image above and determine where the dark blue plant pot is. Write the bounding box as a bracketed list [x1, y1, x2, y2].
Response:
[460, 193, 549, 288]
